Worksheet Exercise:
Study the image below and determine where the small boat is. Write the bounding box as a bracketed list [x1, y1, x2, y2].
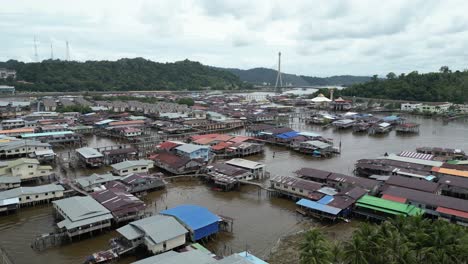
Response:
[84, 250, 118, 264]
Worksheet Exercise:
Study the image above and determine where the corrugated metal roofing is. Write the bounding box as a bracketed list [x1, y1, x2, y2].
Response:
[131, 250, 214, 264]
[111, 160, 153, 171]
[436, 207, 468, 219]
[226, 158, 264, 170]
[76, 147, 103, 159]
[21, 131, 74, 138]
[118, 215, 188, 244]
[356, 195, 423, 216]
[160, 205, 220, 240]
[296, 198, 342, 215]
[398, 151, 434, 160]
[176, 144, 209, 153]
[275, 131, 299, 139]
[317, 195, 334, 205]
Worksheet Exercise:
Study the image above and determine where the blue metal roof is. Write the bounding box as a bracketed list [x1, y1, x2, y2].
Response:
[317, 195, 334, 205]
[382, 115, 400, 122]
[160, 205, 220, 240]
[296, 199, 341, 215]
[276, 131, 299, 139]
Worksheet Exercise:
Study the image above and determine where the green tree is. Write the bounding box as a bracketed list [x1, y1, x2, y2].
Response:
[386, 72, 397, 80]
[176, 97, 195, 106]
[299, 229, 332, 264]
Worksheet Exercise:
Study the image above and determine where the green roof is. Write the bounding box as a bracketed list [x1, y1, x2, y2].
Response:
[356, 195, 424, 216]
[447, 160, 468, 165]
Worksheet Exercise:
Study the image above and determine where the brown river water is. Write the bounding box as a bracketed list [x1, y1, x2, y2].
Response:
[0, 114, 467, 264]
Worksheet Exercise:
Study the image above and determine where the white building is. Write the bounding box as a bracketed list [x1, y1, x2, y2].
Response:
[111, 160, 154, 176]
[117, 215, 188, 254]
[225, 158, 266, 179]
[0, 69, 16, 79]
[0, 184, 64, 207]
[0, 176, 21, 190]
[401, 103, 422, 111]
[417, 102, 452, 113]
[0, 140, 52, 159]
[53, 196, 113, 237]
[0, 158, 53, 181]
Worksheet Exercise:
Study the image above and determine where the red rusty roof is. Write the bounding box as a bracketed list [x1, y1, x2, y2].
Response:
[436, 206, 468, 219]
[381, 194, 407, 204]
[158, 141, 181, 150]
[211, 141, 232, 151]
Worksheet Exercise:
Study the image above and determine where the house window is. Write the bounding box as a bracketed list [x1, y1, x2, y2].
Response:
[283, 185, 288, 189]
[122, 170, 128, 173]
[26, 196, 30, 200]
[275, 183, 280, 187]
[45, 193, 48, 196]
[141, 167, 147, 170]
[133, 168, 138, 171]
[28, 165, 34, 168]
[292, 188, 296, 191]
[299, 189, 303, 193]
[35, 195, 39, 198]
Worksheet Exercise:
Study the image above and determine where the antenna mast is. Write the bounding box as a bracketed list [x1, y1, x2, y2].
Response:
[50, 42, 54, 60]
[274, 51, 283, 94]
[66, 40, 70, 61]
[34, 36, 39, 62]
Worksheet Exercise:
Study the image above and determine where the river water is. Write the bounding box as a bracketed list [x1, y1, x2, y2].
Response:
[0, 115, 467, 264]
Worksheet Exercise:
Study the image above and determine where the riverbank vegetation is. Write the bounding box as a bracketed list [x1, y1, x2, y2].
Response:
[294, 216, 468, 264]
[341, 67, 468, 103]
[0, 58, 248, 92]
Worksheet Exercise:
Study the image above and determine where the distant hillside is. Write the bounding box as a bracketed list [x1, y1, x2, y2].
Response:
[0, 58, 247, 92]
[341, 68, 468, 103]
[223, 67, 371, 86]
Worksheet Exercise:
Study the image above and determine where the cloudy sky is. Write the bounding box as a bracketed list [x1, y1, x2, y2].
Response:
[1, 0, 468, 76]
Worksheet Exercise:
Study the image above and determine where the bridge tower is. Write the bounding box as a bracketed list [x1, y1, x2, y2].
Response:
[274, 52, 283, 94]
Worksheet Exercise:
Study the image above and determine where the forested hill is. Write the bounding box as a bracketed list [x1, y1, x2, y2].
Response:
[341, 68, 468, 103]
[0, 58, 247, 92]
[223, 67, 371, 86]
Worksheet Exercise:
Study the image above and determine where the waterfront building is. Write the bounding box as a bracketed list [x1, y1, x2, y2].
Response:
[0, 140, 51, 159]
[42, 98, 57, 112]
[295, 168, 331, 183]
[381, 186, 468, 226]
[225, 158, 266, 179]
[395, 123, 420, 133]
[330, 97, 352, 111]
[401, 102, 422, 111]
[119, 173, 166, 194]
[298, 140, 334, 157]
[0, 176, 20, 190]
[327, 173, 380, 194]
[438, 175, 468, 200]
[102, 147, 138, 165]
[90, 188, 146, 223]
[108, 120, 145, 128]
[160, 205, 220, 241]
[76, 147, 104, 168]
[296, 198, 345, 221]
[416, 147, 466, 160]
[132, 250, 215, 264]
[175, 144, 211, 162]
[0, 158, 53, 182]
[53, 196, 113, 238]
[0, 127, 35, 137]
[111, 160, 154, 176]
[150, 152, 203, 175]
[431, 167, 468, 179]
[368, 122, 392, 134]
[0, 184, 64, 208]
[75, 173, 121, 192]
[0, 69, 16, 79]
[0, 119, 25, 129]
[270, 176, 323, 200]
[116, 215, 188, 254]
[382, 175, 440, 194]
[206, 163, 251, 190]
[0, 85, 15, 95]
[332, 119, 356, 129]
[354, 195, 424, 221]
[417, 102, 452, 113]
[21, 131, 83, 145]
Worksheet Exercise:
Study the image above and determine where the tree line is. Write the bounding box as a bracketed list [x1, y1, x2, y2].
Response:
[341, 67, 468, 103]
[0, 58, 250, 92]
[300, 216, 468, 264]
